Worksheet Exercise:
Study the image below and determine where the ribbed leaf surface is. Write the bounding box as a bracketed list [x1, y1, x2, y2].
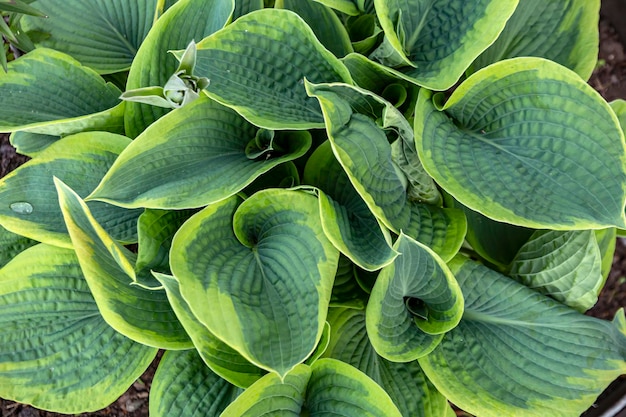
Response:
[0, 244, 157, 413]
[415, 57, 626, 229]
[195, 9, 353, 129]
[22, 0, 157, 73]
[150, 350, 241, 417]
[0, 49, 122, 135]
[0, 226, 37, 268]
[55, 180, 191, 349]
[91, 97, 311, 209]
[419, 256, 626, 417]
[0, 132, 140, 248]
[170, 190, 340, 377]
[366, 234, 463, 362]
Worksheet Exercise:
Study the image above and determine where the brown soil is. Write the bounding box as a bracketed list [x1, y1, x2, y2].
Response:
[1, 12, 626, 417]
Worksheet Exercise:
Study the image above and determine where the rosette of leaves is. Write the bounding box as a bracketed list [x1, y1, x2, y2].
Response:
[0, 0, 625, 416]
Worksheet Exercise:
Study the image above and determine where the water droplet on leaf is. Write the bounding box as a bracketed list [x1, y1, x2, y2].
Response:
[10, 202, 33, 215]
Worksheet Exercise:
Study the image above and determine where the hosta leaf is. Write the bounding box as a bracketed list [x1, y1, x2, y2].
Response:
[154, 272, 266, 388]
[9, 131, 60, 157]
[509, 230, 603, 312]
[0, 132, 141, 248]
[0, 244, 157, 413]
[366, 234, 463, 362]
[124, 0, 233, 137]
[22, 0, 157, 74]
[0, 226, 37, 269]
[170, 190, 340, 377]
[307, 81, 466, 261]
[415, 57, 626, 230]
[419, 256, 626, 417]
[472, 0, 600, 80]
[90, 97, 311, 209]
[345, 14, 384, 56]
[233, 0, 263, 20]
[304, 140, 396, 271]
[325, 308, 453, 417]
[195, 8, 353, 129]
[221, 359, 403, 416]
[276, 0, 353, 57]
[312, 0, 360, 15]
[150, 350, 241, 417]
[0, 48, 123, 136]
[595, 228, 616, 281]
[330, 255, 369, 309]
[372, 0, 518, 90]
[612, 99, 626, 132]
[55, 179, 192, 350]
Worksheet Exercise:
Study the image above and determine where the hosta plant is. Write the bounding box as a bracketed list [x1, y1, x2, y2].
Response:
[0, 0, 625, 416]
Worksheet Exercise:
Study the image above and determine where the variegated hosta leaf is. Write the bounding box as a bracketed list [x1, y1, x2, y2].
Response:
[304, 140, 396, 271]
[0, 132, 141, 248]
[153, 272, 266, 388]
[415, 57, 626, 230]
[124, 0, 234, 137]
[312, 0, 360, 16]
[150, 349, 242, 417]
[419, 256, 626, 417]
[21, 0, 156, 74]
[55, 179, 192, 350]
[595, 228, 616, 281]
[307, 81, 466, 262]
[220, 359, 403, 416]
[0, 244, 157, 413]
[325, 307, 453, 417]
[195, 8, 353, 129]
[233, 0, 263, 20]
[170, 190, 340, 378]
[508, 230, 603, 312]
[0, 49, 124, 136]
[366, 234, 463, 362]
[330, 255, 371, 310]
[9, 131, 60, 156]
[0, 226, 37, 269]
[472, 0, 600, 80]
[276, 0, 353, 57]
[371, 0, 519, 90]
[89, 97, 311, 209]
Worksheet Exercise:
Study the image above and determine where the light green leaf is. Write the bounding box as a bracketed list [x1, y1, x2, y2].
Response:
[509, 230, 603, 312]
[0, 244, 157, 413]
[55, 179, 192, 350]
[150, 350, 241, 417]
[345, 14, 383, 56]
[124, 0, 233, 137]
[0, 226, 37, 269]
[276, 0, 353, 57]
[419, 256, 626, 417]
[9, 131, 59, 157]
[153, 272, 266, 388]
[0, 132, 141, 248]
[221, 359, 403, 416]
[307, 81, 466, 261]
[415, 57, 626, 230]
[312, 0, 360, 15]
[304, 140, 396, 271]
[595, 228, 616, 282]
[326, 307, 453, 417]
[90, 97, 311, 209]
[366, 234, 463, 362]
[195, 8, 353, 129]
[371, 0, 519, 90]
[22, 0, 157, 73]
[0, 48, 124, 135]
[472, 0, 600, 80]
[170, 190, 340, 377]
[612, 99, 626, 133]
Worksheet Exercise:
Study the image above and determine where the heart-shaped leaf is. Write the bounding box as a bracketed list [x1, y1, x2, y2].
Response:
[124, 0, 234, 137]
[0, 132, 141, 248]
[0, 48, 123, 135]
[194, 8, 353, 129]
[415, 57, 626, 229]
[0, 244, 157, 413]
[419, 256, 626, 417]
[366, 234, 463, 362]
[55, 179, 192, 350]
[150, 349, 242, 417]
[371, 0, 519, 90]
[472, 0, 600, 80]
[170, 189, 340, 377]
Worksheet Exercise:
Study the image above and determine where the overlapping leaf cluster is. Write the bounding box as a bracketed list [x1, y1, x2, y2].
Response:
[0, 1, 625, 416]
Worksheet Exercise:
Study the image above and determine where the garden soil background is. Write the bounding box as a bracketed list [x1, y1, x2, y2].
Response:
[1, 10, 626, 417]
